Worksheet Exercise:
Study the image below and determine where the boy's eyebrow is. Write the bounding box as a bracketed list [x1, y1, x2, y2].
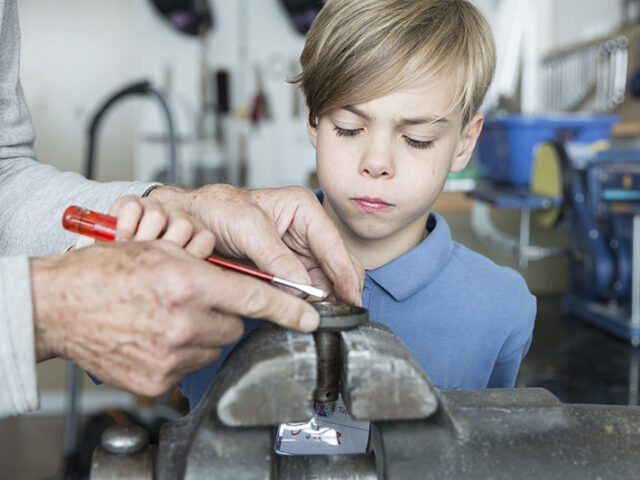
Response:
[343, 105, 372, 120]
[342, 105, 449, 127]
[399, 116, 449, 127]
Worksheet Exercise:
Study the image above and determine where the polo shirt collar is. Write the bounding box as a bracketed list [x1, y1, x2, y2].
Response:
[367, 212, 453, 302]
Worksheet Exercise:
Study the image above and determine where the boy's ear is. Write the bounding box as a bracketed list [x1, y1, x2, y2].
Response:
[305, 102, 318, 149]
[450, 112, 484, 173]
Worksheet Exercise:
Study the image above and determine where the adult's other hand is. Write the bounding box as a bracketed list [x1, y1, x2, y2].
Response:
[149, 184, 364, 305]
[30, 240, 321, 396]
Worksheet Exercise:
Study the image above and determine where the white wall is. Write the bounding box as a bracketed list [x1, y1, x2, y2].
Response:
[551, 0, 623, 47]
[18, 0, 627, 185]
[19, 0, 135, 181]
[476, 0, 625, 113]
[18, 0, 315, 187]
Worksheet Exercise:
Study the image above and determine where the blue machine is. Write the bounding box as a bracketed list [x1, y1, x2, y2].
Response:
[555, 145, 640, 345]
[476, 114, 620, 185]
[470, 114, 640, 345]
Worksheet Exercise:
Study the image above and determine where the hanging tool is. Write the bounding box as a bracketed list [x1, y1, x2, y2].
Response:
[250, 64, 272, 125]
[62, 205, 327, 299]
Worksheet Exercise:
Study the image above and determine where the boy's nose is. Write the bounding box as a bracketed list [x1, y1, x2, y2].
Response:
[359, 144, 395, 179]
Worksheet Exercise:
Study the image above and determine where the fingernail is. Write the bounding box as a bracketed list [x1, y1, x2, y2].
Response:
[299, 311, 319, 332]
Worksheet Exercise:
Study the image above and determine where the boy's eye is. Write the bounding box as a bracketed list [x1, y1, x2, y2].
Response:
[403, 136, 434, 150]
[334, 126, 362, 137]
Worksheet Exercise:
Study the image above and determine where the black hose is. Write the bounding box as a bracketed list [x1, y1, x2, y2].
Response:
[84, 80, 177, 183]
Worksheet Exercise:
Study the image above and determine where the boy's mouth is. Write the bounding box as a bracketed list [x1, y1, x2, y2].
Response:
[351, 196, 394, 212]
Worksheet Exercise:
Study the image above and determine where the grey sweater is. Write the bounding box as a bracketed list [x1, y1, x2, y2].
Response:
[0, 0, 156, 417]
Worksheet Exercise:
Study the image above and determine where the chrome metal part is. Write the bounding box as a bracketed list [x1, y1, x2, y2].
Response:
[542, 35, 628, 112]
[101, 424, 149, 455]
[518, 207, 531, 269]
[272, 276, 328, 299]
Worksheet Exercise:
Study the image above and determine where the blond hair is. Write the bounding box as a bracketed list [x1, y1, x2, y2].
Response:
[297, 0, 495, 128]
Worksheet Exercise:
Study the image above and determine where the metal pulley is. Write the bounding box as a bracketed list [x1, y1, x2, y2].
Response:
[530, 141, 571, 228]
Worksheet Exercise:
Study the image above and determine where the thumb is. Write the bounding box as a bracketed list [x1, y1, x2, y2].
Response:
[198, 266, 320, 332]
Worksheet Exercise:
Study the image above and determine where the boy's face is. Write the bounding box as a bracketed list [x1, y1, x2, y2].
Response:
[307, 73, 483, 251]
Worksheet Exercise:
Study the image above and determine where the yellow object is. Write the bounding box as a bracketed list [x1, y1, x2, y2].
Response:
[589, 140, 610, 155]
[531, 142, 565, 228]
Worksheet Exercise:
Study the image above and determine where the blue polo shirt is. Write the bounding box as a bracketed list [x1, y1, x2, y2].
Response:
[179, 196, 536, 408]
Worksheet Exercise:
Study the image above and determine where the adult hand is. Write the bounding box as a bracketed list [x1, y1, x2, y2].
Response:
[149, 184, 364, 305]
[31, 240, 322, 396]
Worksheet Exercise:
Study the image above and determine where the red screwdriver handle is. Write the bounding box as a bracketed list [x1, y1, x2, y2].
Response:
[62, 205, 275, 282]
[63, 205, 117, 242]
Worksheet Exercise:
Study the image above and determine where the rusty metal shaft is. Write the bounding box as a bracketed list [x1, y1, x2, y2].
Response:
[313, 331, 340, 402]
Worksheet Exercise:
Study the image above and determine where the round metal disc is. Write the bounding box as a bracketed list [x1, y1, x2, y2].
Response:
[531, 142, 566, 228]
[313, 301, 369, 332]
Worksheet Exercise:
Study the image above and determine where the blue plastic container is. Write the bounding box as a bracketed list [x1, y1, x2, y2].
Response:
[475, 114, 619, 185]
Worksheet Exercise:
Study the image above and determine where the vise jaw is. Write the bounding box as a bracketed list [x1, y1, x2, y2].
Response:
[154, 302, 439, 479]
[214, 318, 439, 427]
[91, 303, 640, 479]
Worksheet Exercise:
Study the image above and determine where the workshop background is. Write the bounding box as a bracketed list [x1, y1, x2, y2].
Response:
[2, 0, 640, 478]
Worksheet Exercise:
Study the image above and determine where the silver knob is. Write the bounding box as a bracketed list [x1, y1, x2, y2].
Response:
[101, 424, 149, 455]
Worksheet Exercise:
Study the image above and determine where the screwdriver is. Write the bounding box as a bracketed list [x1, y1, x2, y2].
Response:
[62, 205, 328, 299]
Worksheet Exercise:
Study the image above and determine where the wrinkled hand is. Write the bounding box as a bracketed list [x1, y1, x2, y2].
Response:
[149, 184, 364, 305]
[110, 195, 215, 258]
[31, 241, 321, 396]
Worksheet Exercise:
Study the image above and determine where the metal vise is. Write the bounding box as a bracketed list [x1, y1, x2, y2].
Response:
[91, 303, 640, 479]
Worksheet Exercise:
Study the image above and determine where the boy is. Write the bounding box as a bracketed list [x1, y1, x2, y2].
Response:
[179, 0, 535, 409]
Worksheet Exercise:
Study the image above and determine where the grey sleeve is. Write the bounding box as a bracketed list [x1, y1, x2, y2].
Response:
[0, 0, 156, 417]
[0, 159, 158, 256]
[0, 0, 158, 257]
[0, 255, 38, 417]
